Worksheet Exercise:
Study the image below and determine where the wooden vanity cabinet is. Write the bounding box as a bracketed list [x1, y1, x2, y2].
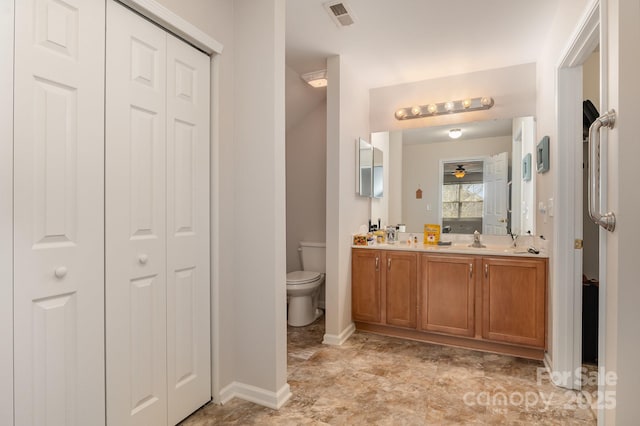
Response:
[419, 254, 477, 337]
[351, 249, 382, 323]
[351, 249, 417, 327]
[481, 256, 546, 348]
[384, 251, 417, 328]
[351, 248, 548, 359]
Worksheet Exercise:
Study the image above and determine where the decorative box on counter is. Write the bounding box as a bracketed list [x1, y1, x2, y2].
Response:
[353, 234, 368, 246]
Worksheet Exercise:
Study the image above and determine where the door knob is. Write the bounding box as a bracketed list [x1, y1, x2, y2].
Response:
[138, 254, 149, 265]
[54, 266, 67, 279]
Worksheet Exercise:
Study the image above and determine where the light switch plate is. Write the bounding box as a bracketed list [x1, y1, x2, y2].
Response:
[548, 198, 554, 217]
[538, 201, 546, 214]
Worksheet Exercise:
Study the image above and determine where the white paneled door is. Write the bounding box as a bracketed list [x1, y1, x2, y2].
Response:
[165, 34, 211, 425]
[13, 0, 106, 425]
[106, 2, 210, 425]
[483, 152, 509, 235]
[106, 2, 168, 425]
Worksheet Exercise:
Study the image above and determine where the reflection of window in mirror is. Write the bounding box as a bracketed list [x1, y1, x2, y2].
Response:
[442, 161, 484, 234]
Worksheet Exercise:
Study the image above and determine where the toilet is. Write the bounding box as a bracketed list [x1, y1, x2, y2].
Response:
[286, 242, 325, 327]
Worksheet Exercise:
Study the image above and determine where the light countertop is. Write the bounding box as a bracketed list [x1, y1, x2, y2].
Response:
[352, 241, 548, 258]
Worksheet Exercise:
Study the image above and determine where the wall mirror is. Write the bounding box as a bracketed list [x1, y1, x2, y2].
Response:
[358, 138, 372, 197]
[357, 138, 383, 198]
[371, 117, 536, 235]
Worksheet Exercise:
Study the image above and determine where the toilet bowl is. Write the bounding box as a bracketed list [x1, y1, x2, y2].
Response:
[286, 270, 324, 326]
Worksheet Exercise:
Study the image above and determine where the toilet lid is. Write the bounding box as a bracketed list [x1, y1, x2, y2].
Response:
[287, 270, 321, 285]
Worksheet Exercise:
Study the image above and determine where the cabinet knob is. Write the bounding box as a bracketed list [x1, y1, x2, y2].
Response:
[375, 256, 379, 271]
[54, 266, 67, 279]
[469, 263, 473, 278]
[138, 254, 149, 265]
[387, 258, 391, 270]
[485, 264, 489, 278]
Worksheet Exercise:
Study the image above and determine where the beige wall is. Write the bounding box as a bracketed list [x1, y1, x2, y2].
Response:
[286, 97, 327, 272]
[231, 0, 287, 396]
[325, 55, 370, 343]
[369, 63, 536, 133]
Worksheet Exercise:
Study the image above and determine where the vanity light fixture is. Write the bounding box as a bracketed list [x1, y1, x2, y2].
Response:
[448, 128, 462, 139]
[301, 69, 328, 88]
[453, 165, 466, 179]
[394, 96, 495, 120]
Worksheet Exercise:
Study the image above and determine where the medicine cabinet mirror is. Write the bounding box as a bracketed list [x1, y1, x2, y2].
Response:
[357, 138, 383, 198]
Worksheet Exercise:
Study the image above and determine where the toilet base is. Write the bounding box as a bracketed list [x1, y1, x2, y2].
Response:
[287, 295, 322, 327]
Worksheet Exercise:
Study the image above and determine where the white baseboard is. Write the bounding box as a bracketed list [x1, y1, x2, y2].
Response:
[322, 322, 355, 346]
[218, 381, 292, 409]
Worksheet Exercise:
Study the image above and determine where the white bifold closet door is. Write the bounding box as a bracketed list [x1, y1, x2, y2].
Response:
[13, 0, 106, 424]
[105, 2, 211, 425]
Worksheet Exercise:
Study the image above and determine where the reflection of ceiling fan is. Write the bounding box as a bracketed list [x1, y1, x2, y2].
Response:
[453, 165, 466, 179]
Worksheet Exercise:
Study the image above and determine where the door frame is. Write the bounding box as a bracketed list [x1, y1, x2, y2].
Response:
[554, 0, 603, 396]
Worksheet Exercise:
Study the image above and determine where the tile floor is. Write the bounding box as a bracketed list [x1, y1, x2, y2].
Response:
[181, 316, 596, 425]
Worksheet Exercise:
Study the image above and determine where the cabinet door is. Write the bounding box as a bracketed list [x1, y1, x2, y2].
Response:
[420, 255, 475, 337]
[385, 251, 417, 328]
[352, 249, 381, 323]
[482, 257, 546, 348]
[13, 0, 106, 424]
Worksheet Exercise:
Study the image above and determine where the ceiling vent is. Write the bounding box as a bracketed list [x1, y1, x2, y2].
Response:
[323, 1, 356, 27]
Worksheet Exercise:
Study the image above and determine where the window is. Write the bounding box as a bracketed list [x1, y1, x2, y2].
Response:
[442, 183, 484, 218]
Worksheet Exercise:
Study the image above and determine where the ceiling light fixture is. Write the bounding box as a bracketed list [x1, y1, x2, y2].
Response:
[301, 69, 328, 88]
[448, 128, 462, 139]
[453, 165, 466, 179]
[394, 96, 495, 120]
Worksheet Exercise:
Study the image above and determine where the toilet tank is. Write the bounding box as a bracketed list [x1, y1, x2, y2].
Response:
[299, 242, 325, 273]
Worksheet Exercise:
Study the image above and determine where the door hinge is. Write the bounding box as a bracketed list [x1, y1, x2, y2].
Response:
[574, 239, 583, 249]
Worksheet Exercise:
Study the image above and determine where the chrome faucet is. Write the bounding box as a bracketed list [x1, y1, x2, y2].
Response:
[510, 232, 519, 248]
[469, 230, 486, 248]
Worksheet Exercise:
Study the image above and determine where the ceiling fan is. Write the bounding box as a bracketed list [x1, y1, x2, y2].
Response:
[453, 165, 466, 179]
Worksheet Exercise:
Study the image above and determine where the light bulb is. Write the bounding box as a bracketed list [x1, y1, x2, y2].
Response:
[449, 129, 462, 139]
[427, 104, 438, 114]
[481, 97, 493, 107]
[395, 109, 407, 119]
[411, 106, 422, 116]
[462, 98, 472, 108]
[444, 101, 455, 112]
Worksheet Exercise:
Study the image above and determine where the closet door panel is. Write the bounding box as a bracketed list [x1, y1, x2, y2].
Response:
[166, 33, 211, 425]
[13, 0, 105, 424]
[106, 2, 167, 425]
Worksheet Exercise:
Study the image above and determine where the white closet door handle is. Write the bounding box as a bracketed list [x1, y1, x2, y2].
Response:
[54, 266, 67, 279]
[588, 109, 616, 232]
[138, 254, 149, 265]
